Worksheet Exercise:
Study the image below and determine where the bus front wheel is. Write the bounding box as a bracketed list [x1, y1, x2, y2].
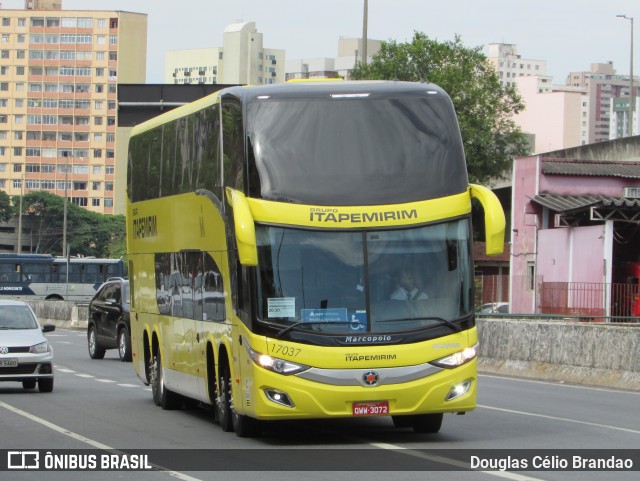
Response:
[411, 413, 443, 433]
[232, 410, 261, 438]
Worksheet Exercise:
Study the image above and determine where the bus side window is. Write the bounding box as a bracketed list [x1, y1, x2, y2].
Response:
[222, 98, 244, 192]
[237, 261, 251, 324]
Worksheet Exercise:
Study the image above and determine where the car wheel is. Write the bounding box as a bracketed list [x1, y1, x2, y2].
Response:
[38, 378, 54, 393]
[118, 327, 132, 362]
[22, 380, 36, 390]
[88, 325, 106, 360]
[217, 366, 233, 432]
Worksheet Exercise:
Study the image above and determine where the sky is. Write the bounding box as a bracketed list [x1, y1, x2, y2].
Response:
[1, 0, 639, 84]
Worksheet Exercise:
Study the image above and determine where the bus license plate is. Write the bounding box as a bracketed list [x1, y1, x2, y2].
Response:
[0, 358, 18, 367]
[352, 401, 389, 416]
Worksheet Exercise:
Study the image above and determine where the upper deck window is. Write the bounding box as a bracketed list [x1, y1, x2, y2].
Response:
[246, 93, 467, 205]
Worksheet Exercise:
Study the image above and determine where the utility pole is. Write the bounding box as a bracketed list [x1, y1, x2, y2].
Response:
[17, 174, 23, 254]
[362, 0, 368, 66]
[62, 157, 68, 257]
[617, 14, 634, 136]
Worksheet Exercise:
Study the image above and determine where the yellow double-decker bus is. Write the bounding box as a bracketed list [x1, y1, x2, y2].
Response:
[126, 80, 505, 437]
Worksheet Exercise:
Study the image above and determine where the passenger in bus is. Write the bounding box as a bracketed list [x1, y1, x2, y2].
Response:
[390, 263, 429, 301]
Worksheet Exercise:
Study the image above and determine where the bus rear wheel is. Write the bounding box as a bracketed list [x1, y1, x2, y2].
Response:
[217, 367, 234, 432]
[150, 350, 180, 410]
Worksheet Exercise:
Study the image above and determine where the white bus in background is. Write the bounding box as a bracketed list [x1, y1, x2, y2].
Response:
[0, 254, 124, 303]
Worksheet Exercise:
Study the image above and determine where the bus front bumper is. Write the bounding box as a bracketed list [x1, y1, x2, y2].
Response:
[237, 359, 477, 420]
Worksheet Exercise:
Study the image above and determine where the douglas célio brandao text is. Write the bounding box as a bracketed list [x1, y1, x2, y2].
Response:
[470, 454, 634, 471]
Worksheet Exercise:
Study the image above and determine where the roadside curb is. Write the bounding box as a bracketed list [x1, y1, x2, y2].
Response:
[478, 358, 640, 392]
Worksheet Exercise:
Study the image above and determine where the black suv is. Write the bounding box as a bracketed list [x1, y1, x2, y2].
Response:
[87, 278, 131, 362]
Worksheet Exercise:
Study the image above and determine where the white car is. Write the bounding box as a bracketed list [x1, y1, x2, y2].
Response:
[476, 302, 510, 315]
[0, 300, 55, 392]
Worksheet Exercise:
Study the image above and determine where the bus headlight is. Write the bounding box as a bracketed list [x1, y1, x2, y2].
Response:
[29, 341, 50, 354]
[430, 343, 478, 368]
[244, 340, 309, 375]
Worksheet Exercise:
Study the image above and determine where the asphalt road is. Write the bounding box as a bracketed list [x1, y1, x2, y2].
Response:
[1, 328, 639, 481]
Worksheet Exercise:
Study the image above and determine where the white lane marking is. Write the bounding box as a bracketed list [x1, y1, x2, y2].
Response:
[57, 365, 146, 390]
[0, 400, 203, 481]
[370, 442, 544, 481]
[55, 341, 72, 344]
[479, 374, 640, 396]
[478, 404, 640, 434]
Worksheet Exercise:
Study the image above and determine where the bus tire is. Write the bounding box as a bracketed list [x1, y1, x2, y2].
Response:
[88, 325, 106, 360]
[206, 351, 220, 424]
[150, 350, 181, 410]
[118, 327, 132, 362]
[217, 365, 233, 432]
[391, 415, 412, 428]
[411, 413, 443, 433]
[232, 411, 261, 438]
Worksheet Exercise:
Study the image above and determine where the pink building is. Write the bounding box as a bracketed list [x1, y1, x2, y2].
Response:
[510, 156, 640, 317]
[513, 76, 584, 153]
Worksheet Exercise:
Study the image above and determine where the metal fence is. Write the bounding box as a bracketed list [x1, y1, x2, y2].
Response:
[540, 281, 639, 321]
[474, 274, 640, 322]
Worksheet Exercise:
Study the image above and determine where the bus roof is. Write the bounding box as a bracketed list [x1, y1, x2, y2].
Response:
[129, 80, 451, 138]
[0, 253, 53, 261]
[222, 80, 449, 102]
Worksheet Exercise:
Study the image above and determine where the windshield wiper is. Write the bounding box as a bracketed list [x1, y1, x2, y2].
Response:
[276, 321, 352, 338]
[376, 316, 461, 332]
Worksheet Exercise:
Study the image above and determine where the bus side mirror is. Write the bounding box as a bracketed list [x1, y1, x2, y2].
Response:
[225, 188, 258, 266]
[470, 184, 506, 256]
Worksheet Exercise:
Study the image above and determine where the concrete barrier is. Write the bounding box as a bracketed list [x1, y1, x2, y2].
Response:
[27, 300, 88, 330]
[26, 301, 640, 390]
[477, 318, 640, 391]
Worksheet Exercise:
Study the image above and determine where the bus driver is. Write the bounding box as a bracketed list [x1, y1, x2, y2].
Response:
[390, 263, 430, 301]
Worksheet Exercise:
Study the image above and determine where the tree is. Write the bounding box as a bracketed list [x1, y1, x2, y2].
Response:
[11, 191, 125, 257]
[350, 33, 530, 184]
[0, 190, 12, 222]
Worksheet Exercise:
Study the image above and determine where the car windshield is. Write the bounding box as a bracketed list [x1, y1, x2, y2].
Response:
[256, 220, 473, 335]
[0, 305, 38, 329]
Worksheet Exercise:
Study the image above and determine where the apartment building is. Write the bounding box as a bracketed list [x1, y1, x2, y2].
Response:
[489, 43, 640, 152]
[486, 43, 547, 88]
[610, 96, 640, 139]
[0, 1, 147, 215]
[165, 21, 284, 85]
[512, 76, 586, 153]
[285, 37, 382, 81]
[566, 62, 639, 144]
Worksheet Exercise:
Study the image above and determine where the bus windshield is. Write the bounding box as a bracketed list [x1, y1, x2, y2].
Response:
[256, 220, 473, 335]
[246, 94, 467, 205]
